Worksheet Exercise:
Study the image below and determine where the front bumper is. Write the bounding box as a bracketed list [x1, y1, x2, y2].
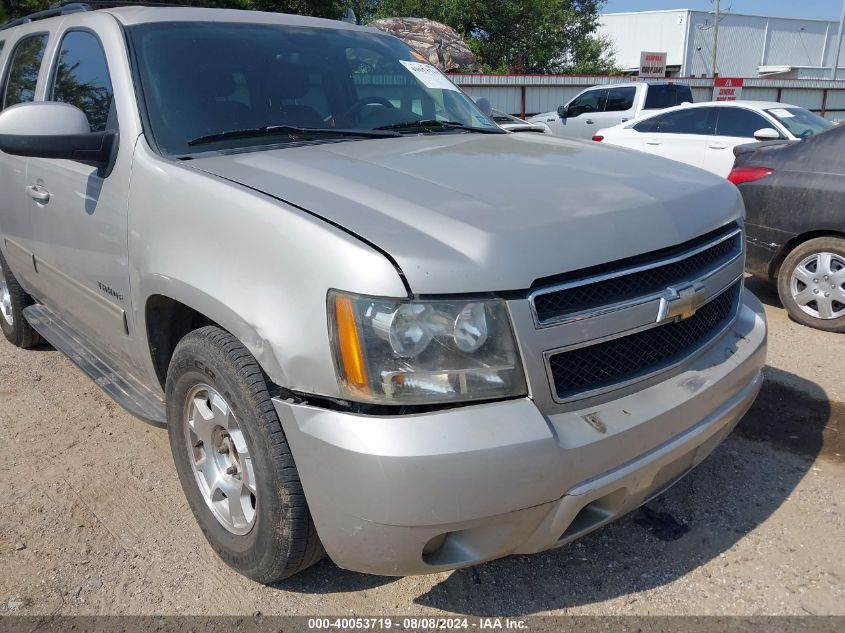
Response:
[274, 290, 767, 576]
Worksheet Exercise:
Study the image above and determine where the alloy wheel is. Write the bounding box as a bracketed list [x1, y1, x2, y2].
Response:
[183, 384, 257, 535]
[0, 259, 13, 326]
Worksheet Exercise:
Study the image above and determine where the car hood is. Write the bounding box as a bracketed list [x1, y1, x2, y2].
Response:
[188, 133, 742, 295]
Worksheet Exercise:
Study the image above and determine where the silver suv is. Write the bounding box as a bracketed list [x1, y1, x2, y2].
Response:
[0, 5, 767, 582]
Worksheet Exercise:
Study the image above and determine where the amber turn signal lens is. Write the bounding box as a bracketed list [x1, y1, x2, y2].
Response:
[334, 294, 368, 390]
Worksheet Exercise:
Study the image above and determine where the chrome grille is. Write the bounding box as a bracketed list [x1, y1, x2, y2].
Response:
[531, 225, 742, 326]
[548, 282, 740, 401]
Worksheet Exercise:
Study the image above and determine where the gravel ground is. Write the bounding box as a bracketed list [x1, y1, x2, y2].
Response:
[0, 279, 842, 617]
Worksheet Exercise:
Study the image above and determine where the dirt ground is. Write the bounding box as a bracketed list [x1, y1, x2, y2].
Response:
[1, 278, 843, 617]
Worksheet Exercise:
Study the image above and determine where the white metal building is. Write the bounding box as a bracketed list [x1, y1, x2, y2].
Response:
[599, 9, 845, 79]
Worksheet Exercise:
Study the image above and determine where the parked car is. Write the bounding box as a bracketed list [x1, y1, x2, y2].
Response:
[594, 101, 834, 177]
[527, 82, 693, 139]
[491, 109, 548, 134]
[0, 5, 766, 582]
[474, 98, 547, 133]
[729, 125, 845, 332]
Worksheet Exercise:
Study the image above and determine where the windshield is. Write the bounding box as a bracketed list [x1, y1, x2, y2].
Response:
[128, 22, 498, 155]
[764, 107, 834, 138]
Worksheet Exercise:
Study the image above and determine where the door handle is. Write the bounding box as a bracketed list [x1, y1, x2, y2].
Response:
[585, 119, 595, 125]
[708, 143, 728, 150]
[26, 185, 50, 203]
[621, 118, 630, 122]
[646, 140, 662, 146]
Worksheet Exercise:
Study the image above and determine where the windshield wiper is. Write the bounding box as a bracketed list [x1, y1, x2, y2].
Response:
[187, 125, 400, 147]
[374, 120, 505, 134]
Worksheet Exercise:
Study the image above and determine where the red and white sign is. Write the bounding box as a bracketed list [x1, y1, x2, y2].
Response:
[639, 51, 667, 78]
[713, 77, 744, 101]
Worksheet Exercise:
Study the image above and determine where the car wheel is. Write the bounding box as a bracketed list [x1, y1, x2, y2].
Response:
[777, 237, 845, 333]
[166, 326, 323, 582]
[0, 249, 43, 348]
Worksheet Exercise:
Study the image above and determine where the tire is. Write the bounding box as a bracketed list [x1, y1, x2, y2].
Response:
[777, 236, 845, 333]
[166, 326, 323, 582]
[0, 248, 43, 348]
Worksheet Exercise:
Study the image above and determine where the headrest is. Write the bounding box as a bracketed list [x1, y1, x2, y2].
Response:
[158, 66, 237, 100]
[270, 62, 310, 100]
[200, 71, 237, 98]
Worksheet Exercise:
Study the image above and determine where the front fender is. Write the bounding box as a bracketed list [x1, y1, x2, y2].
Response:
[127, 138, 408, 396]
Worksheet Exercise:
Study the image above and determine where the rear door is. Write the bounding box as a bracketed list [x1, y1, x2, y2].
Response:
[704, 106, 785, 177]
[640, 107, 717, 169]
[0, 31, 50, 286]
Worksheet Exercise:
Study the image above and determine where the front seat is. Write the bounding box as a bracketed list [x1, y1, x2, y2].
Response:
[267, 62, 326, 128]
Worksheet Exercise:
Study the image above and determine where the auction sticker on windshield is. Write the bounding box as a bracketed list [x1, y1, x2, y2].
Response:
[400, 60, 459, 91]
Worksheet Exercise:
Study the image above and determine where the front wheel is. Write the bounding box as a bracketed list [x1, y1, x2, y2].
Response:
[0, 249, 42, 348]
[166, 326, 323, 582]
[777, 236, 845, 333]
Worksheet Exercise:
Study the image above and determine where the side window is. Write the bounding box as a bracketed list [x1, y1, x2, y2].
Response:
[715, 107, 772, 138]
[604, 87, 636, 113]
[568, 89, 606, 118]
[50, 31, 114, 132]
[655, 108, 716, 135]
[633, 116, 661, 133]
[644, 85, 693, 110]
[2, 34, 49, 110]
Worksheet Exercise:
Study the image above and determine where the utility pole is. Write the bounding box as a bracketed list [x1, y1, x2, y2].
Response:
[833, 0, 845, 80]
[711, 0, 720, 78]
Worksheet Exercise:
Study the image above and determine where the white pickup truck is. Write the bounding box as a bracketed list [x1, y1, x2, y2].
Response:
[529, 81, 694, 140]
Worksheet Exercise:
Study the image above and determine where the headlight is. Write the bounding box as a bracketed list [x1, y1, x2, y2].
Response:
[328, 291, 527, 405]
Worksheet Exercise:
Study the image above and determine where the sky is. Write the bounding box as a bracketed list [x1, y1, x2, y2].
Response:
[602, 1, 844, 21]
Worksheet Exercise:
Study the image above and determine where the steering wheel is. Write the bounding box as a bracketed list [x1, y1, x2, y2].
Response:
[799, 129, 814, 139]
[342, 96, 396, 124]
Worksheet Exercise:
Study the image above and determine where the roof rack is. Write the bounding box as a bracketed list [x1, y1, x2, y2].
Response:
[0, 1, 178, 32]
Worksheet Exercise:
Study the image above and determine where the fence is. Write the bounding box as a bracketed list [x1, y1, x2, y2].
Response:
[448, 74, 845, 121]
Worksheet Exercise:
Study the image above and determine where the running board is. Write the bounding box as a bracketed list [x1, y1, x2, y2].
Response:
[23, 304, 166, 425]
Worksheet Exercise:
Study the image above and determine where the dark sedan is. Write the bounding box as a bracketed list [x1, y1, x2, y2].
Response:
[729, 125, 845, 332]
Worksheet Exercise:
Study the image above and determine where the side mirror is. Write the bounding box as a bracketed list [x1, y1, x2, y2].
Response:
[753, 127, 781, 141]
[0, 102, 117, 166]
[557, 104, 569, 119]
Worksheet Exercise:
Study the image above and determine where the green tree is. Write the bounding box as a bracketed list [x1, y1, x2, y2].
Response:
[1, 1, 52, 21]
[1, 1, 617, 74]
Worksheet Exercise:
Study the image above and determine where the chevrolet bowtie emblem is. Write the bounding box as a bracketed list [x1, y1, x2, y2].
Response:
[659, 282, 707, 322]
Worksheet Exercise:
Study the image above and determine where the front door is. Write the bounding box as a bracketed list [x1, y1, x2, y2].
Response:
[703, 107, 781, 177]
[26, 28, 134, 363]
[557, 88, 608, 139]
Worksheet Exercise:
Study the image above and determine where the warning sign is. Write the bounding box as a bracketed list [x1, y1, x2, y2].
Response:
[713, 77, 744, 101]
